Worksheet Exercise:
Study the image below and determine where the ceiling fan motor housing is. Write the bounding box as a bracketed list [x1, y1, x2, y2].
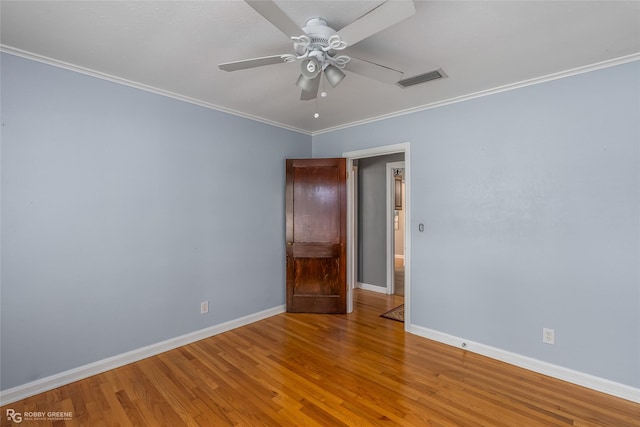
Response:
[302, 18, 337, 49]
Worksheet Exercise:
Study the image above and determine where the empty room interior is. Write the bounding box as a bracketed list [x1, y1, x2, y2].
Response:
[1, 1, 639, 425]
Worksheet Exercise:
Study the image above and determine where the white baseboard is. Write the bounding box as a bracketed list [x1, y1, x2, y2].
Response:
[0, 305, 285, 406]
[357, 282, 387, 294]
[5, 307, 636, 406]
[407, 324, 640, 404]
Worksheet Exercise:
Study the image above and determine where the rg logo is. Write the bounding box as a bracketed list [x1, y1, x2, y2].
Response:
[6, 409, 22, 423]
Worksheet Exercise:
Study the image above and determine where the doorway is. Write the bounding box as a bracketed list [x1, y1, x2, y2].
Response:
[343, 143, 411, 329]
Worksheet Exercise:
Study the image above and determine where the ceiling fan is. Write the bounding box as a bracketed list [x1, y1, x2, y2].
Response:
[219, 0, 416, 101]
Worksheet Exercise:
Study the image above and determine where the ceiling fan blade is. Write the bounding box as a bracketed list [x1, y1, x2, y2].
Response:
[345, 57, 404, 84]
[300, 75, 321, 100]
[337, 0, 416, 47]
[219, 55, 291, 72]
[245, 0, 304, 38]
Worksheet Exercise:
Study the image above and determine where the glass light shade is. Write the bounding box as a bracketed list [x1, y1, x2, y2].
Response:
[324, 64, 345, 87]
[300, 58, 321, 79]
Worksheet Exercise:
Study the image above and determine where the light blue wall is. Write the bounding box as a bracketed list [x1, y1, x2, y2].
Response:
[313, 61, 640, 388]
[0, 53, 311, 390]
[2, 52, 638, 393]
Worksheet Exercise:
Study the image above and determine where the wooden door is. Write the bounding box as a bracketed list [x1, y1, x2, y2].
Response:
[286, 158, 347, 313]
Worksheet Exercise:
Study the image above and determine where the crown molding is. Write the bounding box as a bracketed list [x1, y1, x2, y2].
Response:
[0, 45, 311, 137]
[2, 45, 638, 138]
[312, 52, 640, 136]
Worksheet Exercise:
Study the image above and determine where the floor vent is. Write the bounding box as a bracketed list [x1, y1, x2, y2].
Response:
[397, 69, 446, 88]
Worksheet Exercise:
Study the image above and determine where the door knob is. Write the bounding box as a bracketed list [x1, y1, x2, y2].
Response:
[287, 241, 293, 246]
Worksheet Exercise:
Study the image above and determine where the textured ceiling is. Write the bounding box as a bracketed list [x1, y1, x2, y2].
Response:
[1, 1, 639, 134]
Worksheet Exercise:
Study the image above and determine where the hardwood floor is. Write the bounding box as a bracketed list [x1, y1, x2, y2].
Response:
[394, 257, 404, 297]
[2, 290, 638, 426]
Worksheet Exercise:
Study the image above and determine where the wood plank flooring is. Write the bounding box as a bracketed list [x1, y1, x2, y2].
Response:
[2, 290, 639, 426]
[394, 257, 404, 297]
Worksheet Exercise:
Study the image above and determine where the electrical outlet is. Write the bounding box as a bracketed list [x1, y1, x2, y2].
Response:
[200, 301, 209, 315]
[543, 328, 555, 345]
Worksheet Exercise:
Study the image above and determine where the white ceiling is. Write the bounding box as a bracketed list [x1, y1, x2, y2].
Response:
[1, 1, 639, 134]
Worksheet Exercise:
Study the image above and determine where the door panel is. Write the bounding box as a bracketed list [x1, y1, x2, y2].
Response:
[286, 158, 347, 313]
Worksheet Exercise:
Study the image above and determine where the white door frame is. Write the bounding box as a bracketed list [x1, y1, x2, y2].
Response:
[386, 161, 405, 295]
[343, 143, 411, 329]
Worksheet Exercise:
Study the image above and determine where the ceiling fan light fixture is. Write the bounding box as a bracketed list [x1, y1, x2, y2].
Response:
[300, 57, 321, 79]
[324, 64, 345, 88]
